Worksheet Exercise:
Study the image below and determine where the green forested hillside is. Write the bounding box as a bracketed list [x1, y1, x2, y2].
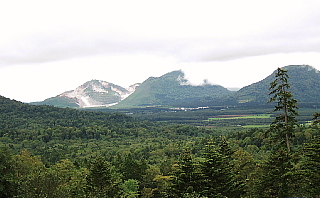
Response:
[116, 65, 320, 108]
[2, 64, 320, 198]
[114, 70, 233, 108]
[0, 95, 237, 197]
[236, 65, 320, 104]
[31, 96, 79, 108]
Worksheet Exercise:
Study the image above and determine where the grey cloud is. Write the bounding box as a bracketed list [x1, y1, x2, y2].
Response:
[1, 0, 320, 67]
[1, 18, 320, 67]
[0, 34, 129, 66]
[191, 27, 320, 62]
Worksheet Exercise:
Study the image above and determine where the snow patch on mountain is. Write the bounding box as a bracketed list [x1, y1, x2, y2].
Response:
[58, 80, 138, 108]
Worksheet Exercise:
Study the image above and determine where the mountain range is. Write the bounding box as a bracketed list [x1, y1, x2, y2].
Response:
[31, 65, 320, 108]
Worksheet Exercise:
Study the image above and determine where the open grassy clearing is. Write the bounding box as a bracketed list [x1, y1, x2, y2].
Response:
[242, 124, 270, 128]
[99, 106, 318, 127]
[208, 114, 272, 120]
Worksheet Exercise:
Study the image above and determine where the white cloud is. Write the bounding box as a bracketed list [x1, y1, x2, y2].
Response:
[1, 0, 320, 65]
[0, 54, 180, 102]
[0, 0, 320, 102]
[181, 52, 320, 87]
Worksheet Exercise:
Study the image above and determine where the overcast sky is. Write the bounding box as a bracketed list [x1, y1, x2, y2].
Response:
[1, 0, 320, 102]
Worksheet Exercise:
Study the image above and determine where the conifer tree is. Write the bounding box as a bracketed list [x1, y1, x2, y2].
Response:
[200, 141, 243, 198]
[86, 156, 121, 198]
[171, 148, 202, 197]
[268, 67, 298, 152]
[113, 153, 147, 182]
[254, 148, 295, 197]
[0, 147, 17, 198]
[254, 67, 299, 197]
[298, 136, 320, 196]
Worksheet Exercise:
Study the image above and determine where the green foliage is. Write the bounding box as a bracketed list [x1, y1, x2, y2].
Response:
[0, 147, 17, 198]
[13, 150, 88, 197]
[170, 149, 203, 196]
[200, 141, 244, 198]
[31, 96, 79, 108]
[51, 159, 88, 197]
[171, 140, 244, 198]
[298, 136, 320, 196]
[120, 179, 140, 198]
[14, 149, 47, 197]
[113, 153, 147, 182]
[251, 68, 304, 197]
[232, 148, 256, 195]
[86, 156, 122, 197]
[253, 148, 299, 197]
[313, 112, 320, 125]
[2, 77, 320, 198]
[268, 67, 299, 152]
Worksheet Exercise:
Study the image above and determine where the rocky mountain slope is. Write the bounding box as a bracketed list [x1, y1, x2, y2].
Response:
[31, 80, 140, 108]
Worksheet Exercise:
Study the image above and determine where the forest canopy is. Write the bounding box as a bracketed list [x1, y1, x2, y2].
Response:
[1, 67, 320, 197]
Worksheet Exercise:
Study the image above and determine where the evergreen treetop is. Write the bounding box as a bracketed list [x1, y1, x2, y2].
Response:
[268, 67, 299, 152]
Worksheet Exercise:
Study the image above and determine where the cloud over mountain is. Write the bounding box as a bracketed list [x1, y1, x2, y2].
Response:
[1, 1, 320, 66]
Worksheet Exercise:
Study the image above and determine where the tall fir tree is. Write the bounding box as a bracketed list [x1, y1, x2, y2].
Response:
[254, 67, 299, 197]
[268, 67, 299, 152]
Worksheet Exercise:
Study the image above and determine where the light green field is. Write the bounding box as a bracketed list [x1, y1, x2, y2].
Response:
[242, 124, 270, 128]
[208, 114, 272, 120]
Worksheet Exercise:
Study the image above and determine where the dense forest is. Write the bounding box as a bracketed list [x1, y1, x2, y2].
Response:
[1, 68, 320, 197]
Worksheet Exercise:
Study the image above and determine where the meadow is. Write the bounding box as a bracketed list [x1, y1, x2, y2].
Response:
[207, 114, 272, 120]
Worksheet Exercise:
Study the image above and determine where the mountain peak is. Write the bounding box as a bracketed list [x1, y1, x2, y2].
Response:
[236, 65, 320, 104]
[115, 70, 232, 108]
[282, 65, 319, 73]
[32, 80, 136, 108]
